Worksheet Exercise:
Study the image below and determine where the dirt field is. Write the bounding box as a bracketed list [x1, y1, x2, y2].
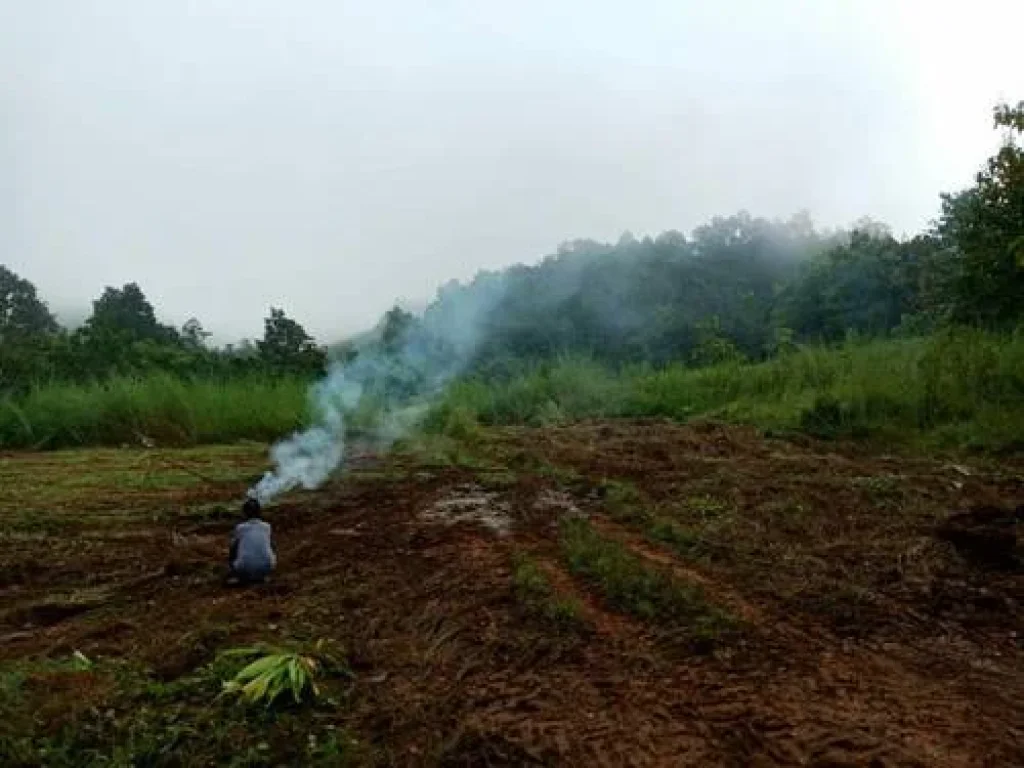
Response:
[2, 422, 1023, 766]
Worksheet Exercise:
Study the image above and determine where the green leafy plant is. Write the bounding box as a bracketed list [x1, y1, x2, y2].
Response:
[218, 640, 345, 708]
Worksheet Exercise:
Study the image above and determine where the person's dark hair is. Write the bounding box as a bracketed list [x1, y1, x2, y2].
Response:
[243, 498, 261, 518]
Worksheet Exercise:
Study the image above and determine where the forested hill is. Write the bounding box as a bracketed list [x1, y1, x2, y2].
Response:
[393, 215, 937, 375]
[421, 215, 827, 368]
[376, 101, 1021, 374]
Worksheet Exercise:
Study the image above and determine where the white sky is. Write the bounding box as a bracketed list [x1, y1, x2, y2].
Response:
[2, 1, 1022, 342]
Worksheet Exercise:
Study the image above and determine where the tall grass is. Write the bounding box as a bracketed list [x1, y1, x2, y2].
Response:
[427, 329, 1024, 452]
[0, 374, 309, 449]
[4, 329, 1023, 452]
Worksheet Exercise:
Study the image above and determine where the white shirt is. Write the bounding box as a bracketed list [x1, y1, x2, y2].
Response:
[231, 519, 276, 578]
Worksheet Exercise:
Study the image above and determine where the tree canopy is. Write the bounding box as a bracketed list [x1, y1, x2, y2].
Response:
[0, 269, 325, 391]
[938, 101, 1024, 326]
[257, 308, 327, 377]
[0, 265, 58, 345]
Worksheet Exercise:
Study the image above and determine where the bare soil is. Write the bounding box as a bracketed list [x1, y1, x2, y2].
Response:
[1, 423, 1023, 766]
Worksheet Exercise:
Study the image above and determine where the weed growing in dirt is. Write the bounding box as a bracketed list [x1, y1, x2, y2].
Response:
[0, 668, 24, 710]
[477, 469, 519, 489]
[0, 653, 140, 764]
[559, 518, 733, 642]
[604, 478, 641, 506]
[647, 518, 705, 559]
[537, 461, 585, 487]
[422, 402, 484, 442]
[221, 650, 320, 707]
[0, 652, 94, 711]
[3, 510, 70, 536]
[512, 555, 586, 629]
[306, 728, 364, 766]
[219, 640, 349, 708]
[599, 479, 651, 524]
[595, 483, 729, 563]
[686, 495, 731, 519]
[393, 433, 500, 473]
[852, 474, 904, 506]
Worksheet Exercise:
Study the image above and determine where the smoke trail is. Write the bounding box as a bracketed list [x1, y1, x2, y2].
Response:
[248, 364, 362, 504]
[249, 271, 509, 504]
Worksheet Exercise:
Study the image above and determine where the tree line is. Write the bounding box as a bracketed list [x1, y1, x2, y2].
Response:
[2, 101, 1021, 393]
[0, 276, 326, 392]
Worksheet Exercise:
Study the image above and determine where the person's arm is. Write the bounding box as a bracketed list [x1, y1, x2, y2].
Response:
[228, 527, 240, 565]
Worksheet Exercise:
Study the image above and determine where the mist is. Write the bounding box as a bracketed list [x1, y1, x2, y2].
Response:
[4, 1, 1023, 344]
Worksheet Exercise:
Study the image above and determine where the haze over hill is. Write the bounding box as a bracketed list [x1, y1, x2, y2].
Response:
[3, 1, 1023, 343]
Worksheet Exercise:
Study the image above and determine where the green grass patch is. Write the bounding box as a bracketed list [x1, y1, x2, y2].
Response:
[559, 518, 734, 645]
[477, 470, 519, 489]
[427, 329, 1024, 452]
[511, 555, 586, 629]
[598, 479, 650, 524]
[3, 327, 1023, 453]
[391, 433, 498, 471]
[593, 482, 730, 563]
[0, 444, 266, 524]
[646, 518, 706, 560]
[0, 374, 309, 450]
[536, 461, 585, 487]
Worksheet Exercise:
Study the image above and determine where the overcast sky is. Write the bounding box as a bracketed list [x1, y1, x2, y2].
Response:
[3, 1, 1022, 343]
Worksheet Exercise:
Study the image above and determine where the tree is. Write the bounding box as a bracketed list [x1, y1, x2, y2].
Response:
[84, 283, 176, 343]
[654, 230, 687, 248]
[775, 231, 930, 341]
[257, 308, 325, 376]
[937, 101, 1024, 326]
[381, 305, 415, 352]
[0, 265, 61, 390]
[690, 316, 745, 367]
[181, 318, 212, 349]
[64, 282, 182, 378]
[0, 265, 58, 344]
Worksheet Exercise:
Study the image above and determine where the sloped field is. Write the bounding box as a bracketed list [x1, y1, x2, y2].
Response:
[1, 423, 1022, 766]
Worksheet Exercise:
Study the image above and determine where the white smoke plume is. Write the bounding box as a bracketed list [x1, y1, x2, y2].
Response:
[249, 364, 363, 504]
[248, 271, 508, 504]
